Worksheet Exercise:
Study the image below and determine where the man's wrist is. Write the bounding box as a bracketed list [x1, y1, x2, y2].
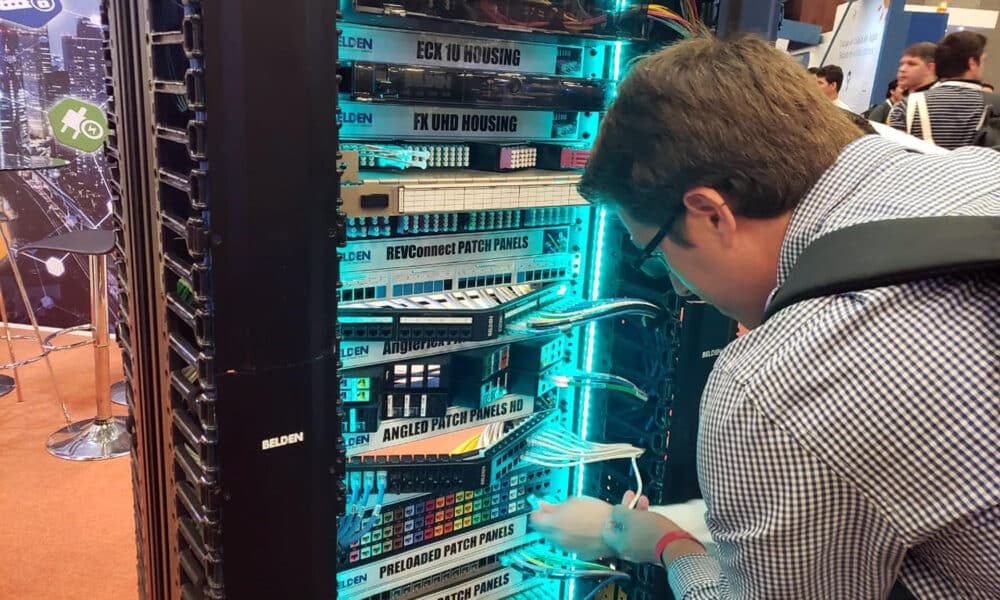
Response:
[659, 538, 707, 569]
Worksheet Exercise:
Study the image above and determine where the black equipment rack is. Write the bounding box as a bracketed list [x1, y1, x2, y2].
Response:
[102, 1, 344, 598]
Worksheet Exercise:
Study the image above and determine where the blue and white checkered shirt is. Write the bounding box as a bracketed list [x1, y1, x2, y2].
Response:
[667, 136, 1000, 599]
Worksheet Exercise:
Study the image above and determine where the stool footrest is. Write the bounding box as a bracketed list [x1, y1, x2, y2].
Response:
[43, 324, 96, 352]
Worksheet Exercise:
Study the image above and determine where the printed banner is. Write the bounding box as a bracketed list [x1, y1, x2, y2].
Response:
[0, 2, 117, 329]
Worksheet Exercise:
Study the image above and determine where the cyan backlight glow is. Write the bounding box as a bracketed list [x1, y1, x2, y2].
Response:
[575, 207, 608, 497]
[574, 37, 622, 499]
[612, 41, 623, 81]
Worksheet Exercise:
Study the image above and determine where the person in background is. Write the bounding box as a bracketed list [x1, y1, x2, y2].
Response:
[985, 83, 995, 93]
[896, 42, 937, 95]
[864, 79, 903, 123]
[890, 31, 989, 149]
[815, 64, 851, 110]
[530, 33, 1000, 600]
[807, 66, 820, 75]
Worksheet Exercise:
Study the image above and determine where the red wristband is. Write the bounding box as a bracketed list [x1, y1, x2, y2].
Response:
[654, 530, 701, 560]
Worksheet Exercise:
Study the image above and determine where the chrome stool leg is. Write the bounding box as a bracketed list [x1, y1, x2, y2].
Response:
[46, 253, 130, 460]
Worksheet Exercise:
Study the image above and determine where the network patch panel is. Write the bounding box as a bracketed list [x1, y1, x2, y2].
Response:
[340, 281, 562, 342]
[347, 410, 554, 492]
[534, 142, 591, 170]
[340, 63, 610, 112]
[340, 469, 549, 568]
[338, 100, 597, 142]
[451, 345, 511, 408]
[337, 23, 615, 77]
[343, 206, 579, 240]
[336, 514, 538, 598]
[341, 346, 513, 428]
[469, 143, 538, 172]
[339, 257, 574, 308]
[338, 227, 580, 310]
[341, 323, 543, 369]
[339, 167, 588, 217]
[347, 143, 471, 170]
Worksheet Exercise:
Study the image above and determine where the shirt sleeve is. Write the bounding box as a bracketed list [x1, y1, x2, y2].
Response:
[888, 99, 907, 131]
[647, 500, 711, 544]
[667, 387, 909, 600]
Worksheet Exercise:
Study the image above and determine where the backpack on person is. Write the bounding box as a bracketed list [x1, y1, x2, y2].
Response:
[904, 84, 1000, 149]
[972, 92, 1000, 150]
[762, 216, 1000, 323]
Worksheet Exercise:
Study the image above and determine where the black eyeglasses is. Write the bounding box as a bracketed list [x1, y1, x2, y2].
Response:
[631, 224, 672, 279]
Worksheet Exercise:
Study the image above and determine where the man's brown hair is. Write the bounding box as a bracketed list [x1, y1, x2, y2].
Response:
[935, 31, 987, 79]
[578, 35, 862, 238]
[903, 42, 937, 65]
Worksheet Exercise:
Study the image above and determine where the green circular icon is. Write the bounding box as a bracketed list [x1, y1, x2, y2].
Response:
[48, 97, 108, 153]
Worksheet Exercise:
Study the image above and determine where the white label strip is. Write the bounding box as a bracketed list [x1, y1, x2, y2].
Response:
[341, 228, 567, 272]
[345, 395, 535, 455]
[338, 23, 574, 75]
[399, 182, 586, 214]
[338, 102, 579, 141]
[337, 516, 534, 598]
[424, 567, 532, 600]
[399, 316, 474, 324]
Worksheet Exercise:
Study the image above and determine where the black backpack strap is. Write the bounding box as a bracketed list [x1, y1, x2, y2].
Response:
[984, 91, 1000, 113]
[762, 216, 1000, 323]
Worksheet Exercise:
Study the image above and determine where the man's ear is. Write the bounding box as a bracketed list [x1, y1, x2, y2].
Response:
[681, 187, 737, 246]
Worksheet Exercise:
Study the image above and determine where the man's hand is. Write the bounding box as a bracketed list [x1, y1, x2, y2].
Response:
[529, 496, 615, 559]
[603, 491, 705, 566]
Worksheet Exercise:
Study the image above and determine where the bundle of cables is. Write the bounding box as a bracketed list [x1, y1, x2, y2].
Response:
[451, 420, 510, 454]
[549, 371, 649, 402]
[475, 0, 698, 38]
[337, 470, 387, 550]
[347, 144, 431, 170]
[502, 545, 630, 600]
[525, 298, 661, 333]
[522, 426, 645, 507]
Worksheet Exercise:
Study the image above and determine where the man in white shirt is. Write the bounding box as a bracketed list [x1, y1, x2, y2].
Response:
[816, 64, 851, 111]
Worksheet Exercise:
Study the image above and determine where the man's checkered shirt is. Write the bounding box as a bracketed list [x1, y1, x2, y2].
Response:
[667, 136, 1000, 599]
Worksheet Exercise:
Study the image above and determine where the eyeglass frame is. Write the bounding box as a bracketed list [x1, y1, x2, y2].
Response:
[630, 223, 673, 274]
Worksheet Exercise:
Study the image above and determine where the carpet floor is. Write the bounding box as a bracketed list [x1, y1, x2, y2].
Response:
[0, 335, 137, 600]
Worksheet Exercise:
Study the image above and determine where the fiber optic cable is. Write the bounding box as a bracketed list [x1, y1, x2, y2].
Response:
[526, 298, 661, 333]
[549, 371, 649, 402]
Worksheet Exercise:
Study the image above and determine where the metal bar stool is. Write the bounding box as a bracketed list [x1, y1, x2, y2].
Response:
[21, 229, 130, 461]
[0, 216, 67, 416]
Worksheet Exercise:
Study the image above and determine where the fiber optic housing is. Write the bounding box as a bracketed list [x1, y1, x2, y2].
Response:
[338, 100, 598, 142]
[337, 23, 616, 78]
[340, 63, 611, 112]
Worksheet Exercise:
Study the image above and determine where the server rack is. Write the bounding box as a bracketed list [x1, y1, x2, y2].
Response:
[104, 1, 777, 598]
[104, 1, 342, 598]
